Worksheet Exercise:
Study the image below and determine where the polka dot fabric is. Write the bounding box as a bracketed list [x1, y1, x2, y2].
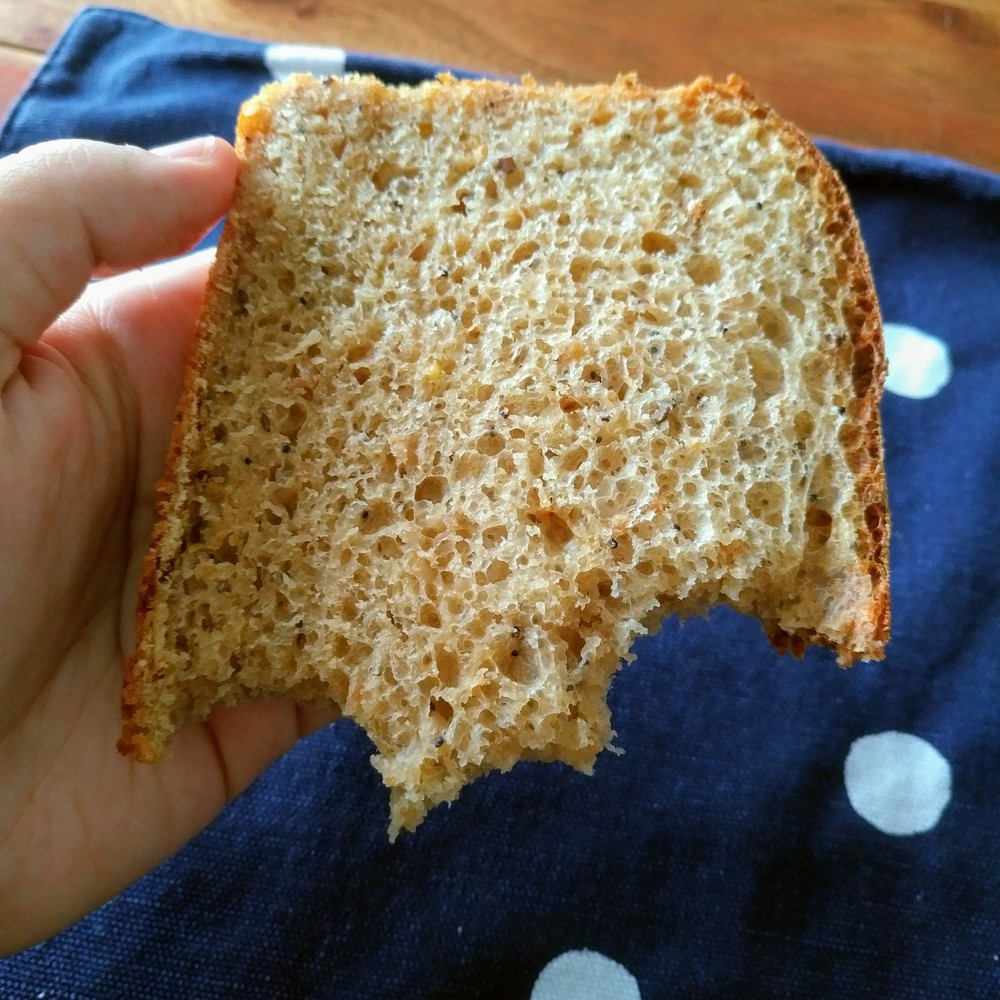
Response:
[3, 9, 1000, 998]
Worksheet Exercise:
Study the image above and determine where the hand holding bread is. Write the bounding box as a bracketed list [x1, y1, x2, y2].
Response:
[0, 70, 889, 953]
[0, 136, 336, 955]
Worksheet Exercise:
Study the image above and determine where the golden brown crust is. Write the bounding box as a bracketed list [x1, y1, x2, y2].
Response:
[702, 74, 889, 663]
[119, 201, 249, 759]
[118, 358, 195, 760]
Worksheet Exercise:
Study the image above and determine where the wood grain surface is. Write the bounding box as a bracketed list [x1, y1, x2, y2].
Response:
[0, 0, 997, 171]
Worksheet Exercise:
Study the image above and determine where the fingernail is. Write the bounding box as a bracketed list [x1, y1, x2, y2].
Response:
[151, 135, 218, 161]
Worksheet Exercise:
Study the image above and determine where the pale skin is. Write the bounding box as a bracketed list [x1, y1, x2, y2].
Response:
[0, 137, 335, 955]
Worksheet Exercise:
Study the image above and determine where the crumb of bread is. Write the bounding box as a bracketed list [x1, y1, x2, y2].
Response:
[121, 73, 889, 837]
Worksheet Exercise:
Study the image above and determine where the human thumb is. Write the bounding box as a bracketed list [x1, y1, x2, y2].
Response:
[0, 136, 238, 383]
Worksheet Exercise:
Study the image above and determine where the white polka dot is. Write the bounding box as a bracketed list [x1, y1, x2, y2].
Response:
[882, 322, 952, 399]
[531, 950, 641, 1000]
[844, 731, 952, 835]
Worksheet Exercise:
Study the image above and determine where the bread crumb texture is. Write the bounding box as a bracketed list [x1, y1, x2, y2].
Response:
[122, 74, 889, 836]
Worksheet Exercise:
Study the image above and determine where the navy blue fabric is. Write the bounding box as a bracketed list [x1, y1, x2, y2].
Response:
[3, 7, 1000, 997]
[0, 8, 268, 150]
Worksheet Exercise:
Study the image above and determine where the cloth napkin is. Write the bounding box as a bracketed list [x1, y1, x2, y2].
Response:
[2, 7, 1000, 998]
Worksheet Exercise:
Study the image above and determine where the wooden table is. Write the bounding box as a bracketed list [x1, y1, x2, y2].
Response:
[0, 1, 998, 172]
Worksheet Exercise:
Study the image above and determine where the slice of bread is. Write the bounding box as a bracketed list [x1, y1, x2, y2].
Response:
[120, 73, 889, 836]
